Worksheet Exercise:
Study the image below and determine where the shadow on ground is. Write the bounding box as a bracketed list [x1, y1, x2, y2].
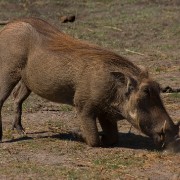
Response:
[3, 130, 156, 151]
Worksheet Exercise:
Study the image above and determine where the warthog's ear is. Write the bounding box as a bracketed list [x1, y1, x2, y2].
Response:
[111, 72, 126, 84]
[111, 72, 137, 94]
[126, 76, 137, 95]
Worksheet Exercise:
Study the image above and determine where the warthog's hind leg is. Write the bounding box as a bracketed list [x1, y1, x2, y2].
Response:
[12, 81, 31, 134]
[0, 76, 19, 141]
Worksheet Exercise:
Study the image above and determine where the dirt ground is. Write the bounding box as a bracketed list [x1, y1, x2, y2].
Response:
[0, 0, 179, 179]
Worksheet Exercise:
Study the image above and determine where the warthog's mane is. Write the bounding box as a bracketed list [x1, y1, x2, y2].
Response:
[10, 17, 143, 78]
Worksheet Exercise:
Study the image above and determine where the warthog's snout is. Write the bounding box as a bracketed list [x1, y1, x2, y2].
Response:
[165, 122, 180, 153]
[153, 133, 180, 153]
[164, 137, 180, 153]
[154, 121, 180, 153]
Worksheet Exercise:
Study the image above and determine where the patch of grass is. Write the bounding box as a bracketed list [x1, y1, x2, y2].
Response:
[46, 120, 68, 133]
[0, 162, 66, 179]
[93, 153, 144, 170]
[170, 93, 180, 99]
[159, 44, 173, 51]
[59, 104, 73, 112]
[67, 169, 79, 180]
[22, 102, 30, 112]
[3, 129, 15, 140]
[155, 67, 162, 73]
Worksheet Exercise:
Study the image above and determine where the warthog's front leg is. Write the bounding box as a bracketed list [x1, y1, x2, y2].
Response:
[98, 114, 119, 146]
[76, 105, 100, 147]
[12, 80, 31, 134]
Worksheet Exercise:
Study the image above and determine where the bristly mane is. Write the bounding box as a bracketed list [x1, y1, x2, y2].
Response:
[11, 18, 142, 77]
[13, 18, 102, 52]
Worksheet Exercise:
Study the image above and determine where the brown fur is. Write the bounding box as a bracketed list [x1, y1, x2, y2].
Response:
[0, 18, 179, 151]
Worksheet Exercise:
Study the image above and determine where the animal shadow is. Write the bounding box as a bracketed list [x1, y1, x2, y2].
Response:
[117, 132, 156, 151]
[51, 131, 156, 151]
[3, 136, 33, 143]
[3, 130, 156, 151]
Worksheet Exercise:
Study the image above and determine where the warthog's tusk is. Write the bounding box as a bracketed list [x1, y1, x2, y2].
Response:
[162, 120, 167, 134]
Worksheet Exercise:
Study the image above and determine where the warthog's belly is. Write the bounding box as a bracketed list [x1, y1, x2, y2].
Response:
[27, 78, 75, 105]
[27, 76, 75, 104]
[22, 54, 76, 105]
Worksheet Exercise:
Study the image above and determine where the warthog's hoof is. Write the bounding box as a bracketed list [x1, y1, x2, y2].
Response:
[12, 125, 26, 136]
[100, 132, 119, 147]
[71, 128, 85, 142]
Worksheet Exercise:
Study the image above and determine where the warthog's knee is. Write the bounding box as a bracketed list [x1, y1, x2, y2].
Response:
[86, 137, 100, 147]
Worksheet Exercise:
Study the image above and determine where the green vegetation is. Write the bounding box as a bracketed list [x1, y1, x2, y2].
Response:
[170, 93, 180, 99]
[93, 154, 144, 169]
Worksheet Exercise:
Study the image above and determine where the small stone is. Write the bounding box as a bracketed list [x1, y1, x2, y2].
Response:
[67, 15, 75, 22]
[60, 16, 69, 23]
[60, 15, 75, 23]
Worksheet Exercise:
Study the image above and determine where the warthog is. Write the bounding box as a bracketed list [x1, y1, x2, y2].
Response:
[0, 18, 179, 152]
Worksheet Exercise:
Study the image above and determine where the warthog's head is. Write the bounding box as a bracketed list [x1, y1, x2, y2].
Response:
[111, 70, 180, 153]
